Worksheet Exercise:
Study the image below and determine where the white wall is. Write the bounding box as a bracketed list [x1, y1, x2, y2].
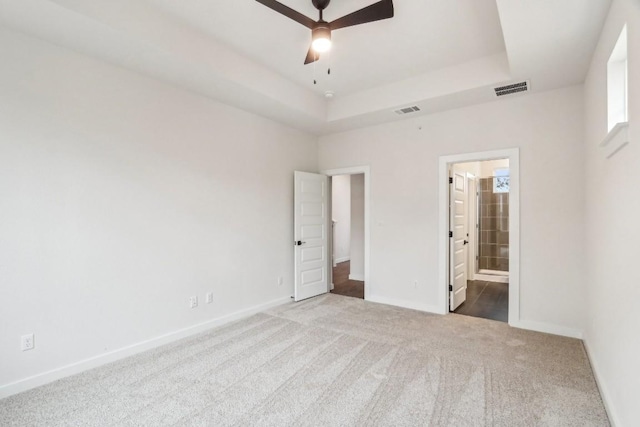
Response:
[583, 0, 640, 425]
[452, 161, 481, 178]
[0, 28, 317, 392]
[319, 86, 586, 333]
[480, 159, 509, 177]
[331, 175, 351, 264]
[349, 174, 365, 281]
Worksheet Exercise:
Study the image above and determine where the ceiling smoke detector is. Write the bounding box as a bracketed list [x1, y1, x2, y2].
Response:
[394, 106, 421, 115]
[494, 81, 530, 97]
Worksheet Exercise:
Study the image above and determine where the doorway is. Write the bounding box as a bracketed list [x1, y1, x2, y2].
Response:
[449, 159, 510, 322]
[322, 166, 371, 301]
[438, 149, 520, 325]
[330, 173, 365, 299]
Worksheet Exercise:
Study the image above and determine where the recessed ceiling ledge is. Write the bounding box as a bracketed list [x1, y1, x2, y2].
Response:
[327, 52, 511, 122]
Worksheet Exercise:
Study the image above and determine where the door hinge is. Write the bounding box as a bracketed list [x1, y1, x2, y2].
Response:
[449, 285, 453, 292]
[449, 177, 453, 184]
[449, 231, 453, 238]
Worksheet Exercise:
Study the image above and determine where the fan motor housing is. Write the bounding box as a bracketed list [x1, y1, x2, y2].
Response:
[312, 22, 331, 41]
[312, 0, 331, 11]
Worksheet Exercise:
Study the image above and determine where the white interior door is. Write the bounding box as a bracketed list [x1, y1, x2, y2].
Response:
[294, 171, 329, 302]
[449, 170, 468, 311]
[467, 174, 477, 281]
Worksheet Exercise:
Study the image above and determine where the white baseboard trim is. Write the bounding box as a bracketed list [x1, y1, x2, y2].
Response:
[0, 296, 291, 399]
[367, 294, 445, 315]
[582, 337, 619, 427]
[334, 256, 350, 264]
[510, 319, 583, 339]
[348, 273, 365, 281]
[474, 273, 509, 283]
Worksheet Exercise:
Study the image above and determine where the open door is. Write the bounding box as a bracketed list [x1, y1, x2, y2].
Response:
[294, 171, 329, 301]
[449, 170, 468, 310]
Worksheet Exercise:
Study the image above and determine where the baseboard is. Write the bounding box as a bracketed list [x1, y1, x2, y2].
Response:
[582, 337, 619, 427]
[334, 256, 350, 264]
[0, 296, 291, 399]
[367, 294, 445, 315]
[348, 273, 365, 281]
[510, 319, 583, 339]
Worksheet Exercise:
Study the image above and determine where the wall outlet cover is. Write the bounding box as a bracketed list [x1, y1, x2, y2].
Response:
[21, 334, 35, 351]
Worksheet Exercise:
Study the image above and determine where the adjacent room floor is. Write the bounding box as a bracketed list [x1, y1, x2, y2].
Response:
[0, 294, 609, 426]
[454, 279, 509, 323]
[330, 261, 364, 299]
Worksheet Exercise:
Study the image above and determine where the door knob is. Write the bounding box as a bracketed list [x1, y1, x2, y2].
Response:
[463, 240, 469, 245]
[295, 241, 307, 246]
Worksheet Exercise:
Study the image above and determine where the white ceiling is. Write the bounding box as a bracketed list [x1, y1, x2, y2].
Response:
[150, 0, 507, 96]
[0, 0, 612, 135]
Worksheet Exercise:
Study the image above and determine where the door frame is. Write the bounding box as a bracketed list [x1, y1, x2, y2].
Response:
[321, 166, 371, 301]
[466, 173, 478, 281]
[439, 149, 520, 325]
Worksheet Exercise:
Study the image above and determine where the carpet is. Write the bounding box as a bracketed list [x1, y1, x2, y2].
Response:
[0, 294, 609, 426]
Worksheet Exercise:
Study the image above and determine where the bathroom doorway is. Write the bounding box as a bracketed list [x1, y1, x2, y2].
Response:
[448, 158, 511, 322]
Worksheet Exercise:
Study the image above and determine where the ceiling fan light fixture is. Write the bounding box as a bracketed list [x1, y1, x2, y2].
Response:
[255, 0, 395, 64]
[311, 25, 332, 53]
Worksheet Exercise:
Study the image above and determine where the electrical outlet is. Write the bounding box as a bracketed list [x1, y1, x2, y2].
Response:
[189, 296, 198, 309]
[277, 277, 283, 286]
[205, 292, 213, 304]
[21, 334, 34, 351]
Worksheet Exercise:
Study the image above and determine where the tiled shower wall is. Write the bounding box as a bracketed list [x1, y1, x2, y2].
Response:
[478, 178, 509, 271]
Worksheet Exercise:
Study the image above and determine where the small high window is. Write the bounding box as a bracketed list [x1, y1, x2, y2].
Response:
[608, 25, 628, 132]
[493, 168, 509, 193]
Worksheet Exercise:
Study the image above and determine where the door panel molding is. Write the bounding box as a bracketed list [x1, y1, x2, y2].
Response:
[294, 171, 329, 301]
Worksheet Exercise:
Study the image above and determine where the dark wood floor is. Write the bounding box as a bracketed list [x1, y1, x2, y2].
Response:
[454, 280, 509, 322]
[331, 261, 364, 299]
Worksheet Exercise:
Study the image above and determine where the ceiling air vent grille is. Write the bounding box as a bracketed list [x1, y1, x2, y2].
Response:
[394, 106, 421, 115]
[494, 81, 530, 97]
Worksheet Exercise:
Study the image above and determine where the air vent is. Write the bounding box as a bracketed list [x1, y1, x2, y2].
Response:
[394, 106, 421, 115]
[494, 81, 530, 97]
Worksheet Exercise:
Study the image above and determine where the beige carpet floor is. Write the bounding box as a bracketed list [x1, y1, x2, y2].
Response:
[0, 294, 609, 426]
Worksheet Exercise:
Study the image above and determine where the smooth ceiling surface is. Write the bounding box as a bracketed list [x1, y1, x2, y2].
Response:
[150, 0, 507, 96]
[0, 0, 613, 134]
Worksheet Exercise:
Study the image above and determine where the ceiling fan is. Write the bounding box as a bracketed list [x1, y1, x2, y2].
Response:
[255, 0, 394, 64]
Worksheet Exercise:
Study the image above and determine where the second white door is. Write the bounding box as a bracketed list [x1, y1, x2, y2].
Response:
[449, 170, 468, 310]
[294, 171, 329, 301]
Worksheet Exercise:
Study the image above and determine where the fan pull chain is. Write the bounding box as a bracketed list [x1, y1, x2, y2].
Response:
[328, 49, 331, 76]
[313, 53, 317, 85]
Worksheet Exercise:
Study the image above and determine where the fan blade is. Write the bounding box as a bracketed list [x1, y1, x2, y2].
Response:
[329, 0, 394, 31]
[304, 46, 319, 65]
[255, 0, 316, 29]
